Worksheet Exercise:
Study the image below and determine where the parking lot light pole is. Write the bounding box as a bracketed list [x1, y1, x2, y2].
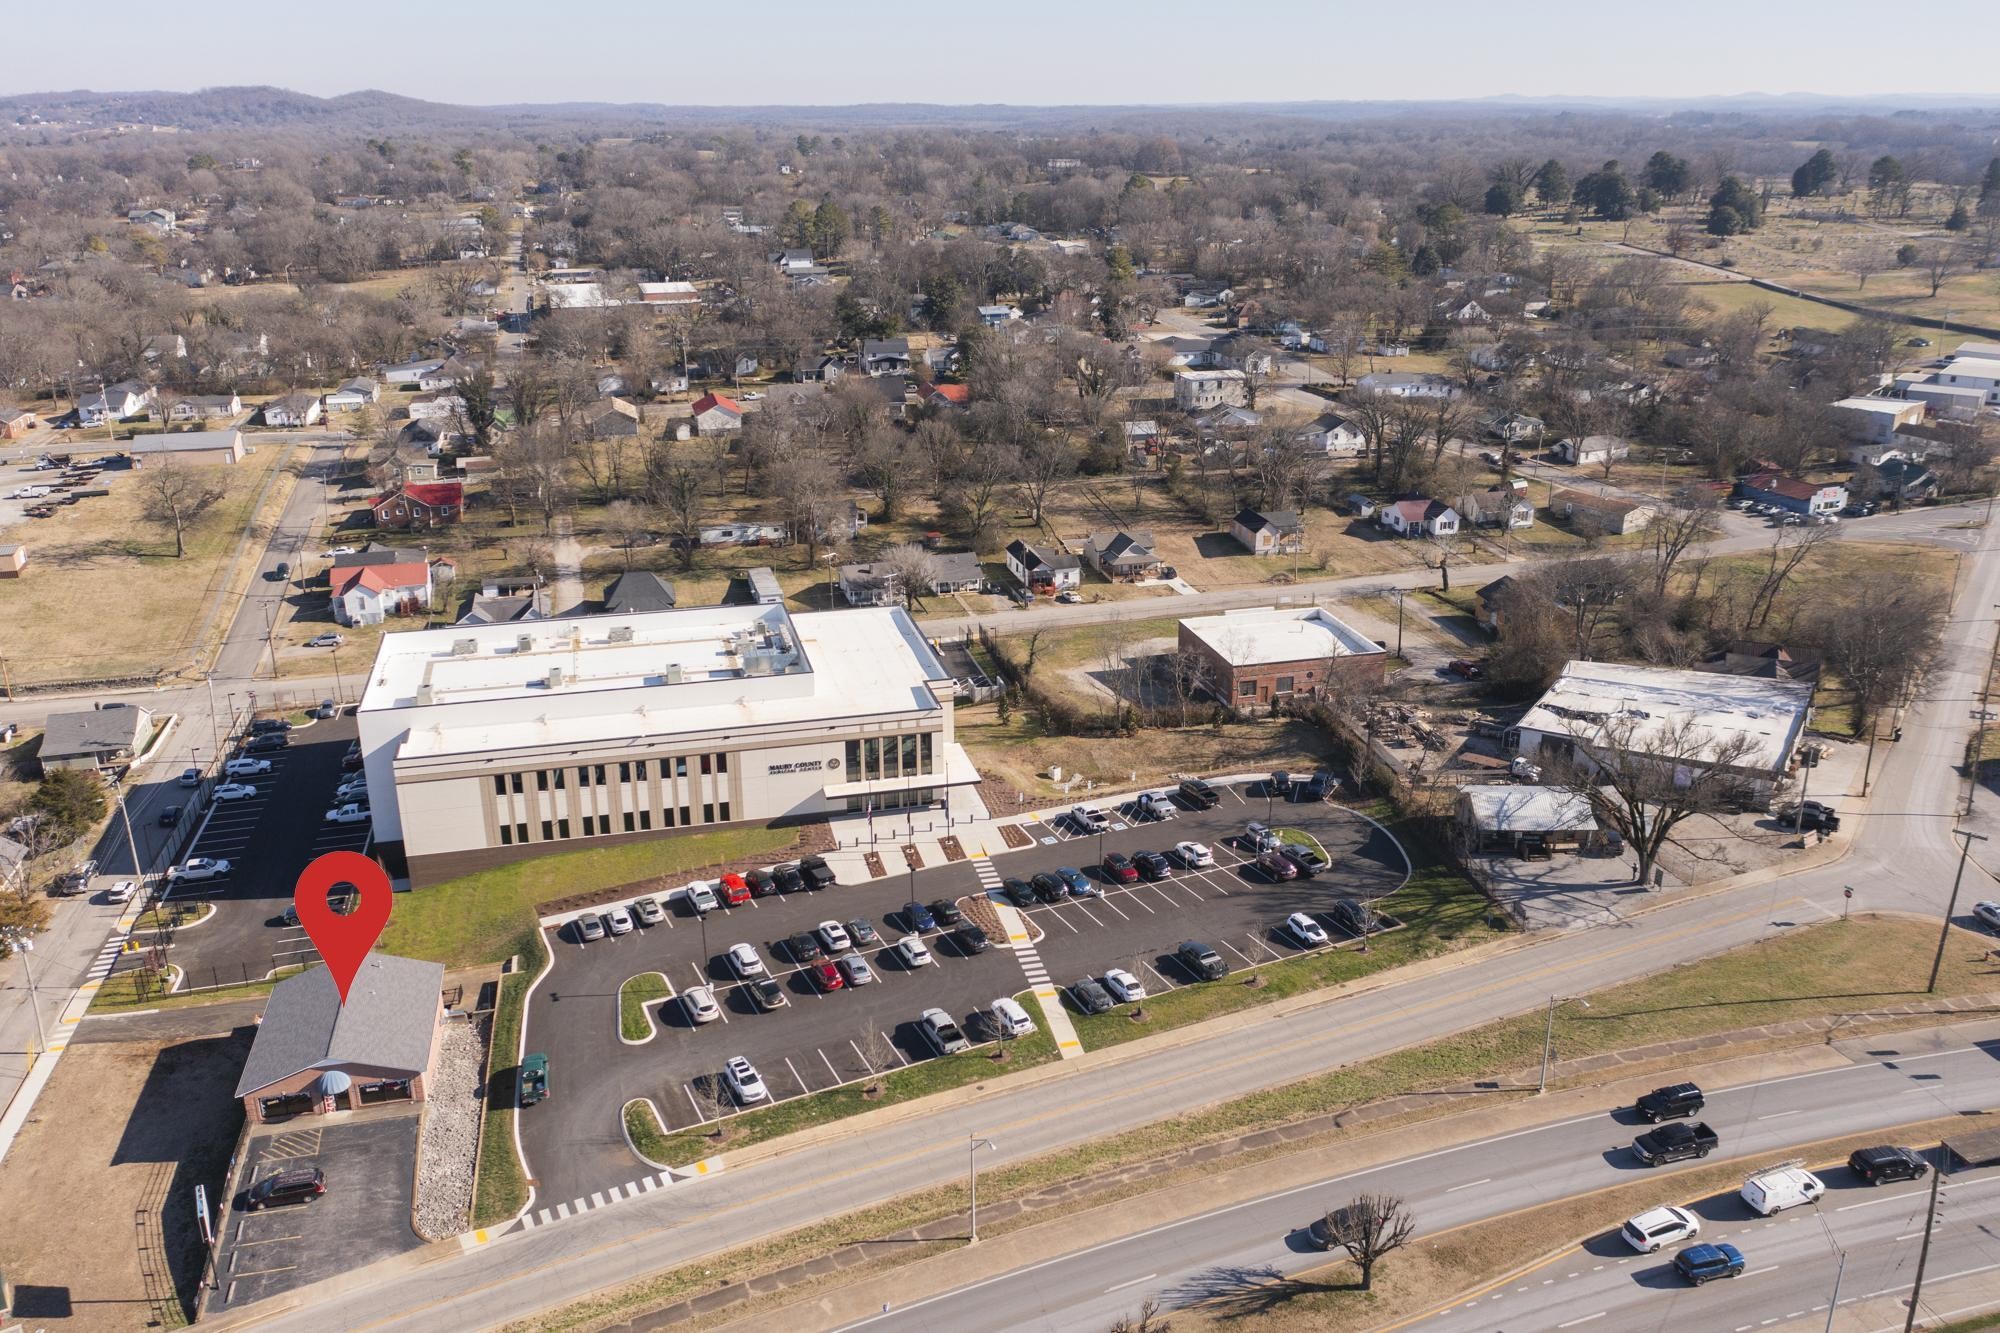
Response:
[1, 928, 46, 1055]
[968, 1135, 998, 1242]
[1537, 995, 1589, 1094]
[1929, 829, 1989, 993]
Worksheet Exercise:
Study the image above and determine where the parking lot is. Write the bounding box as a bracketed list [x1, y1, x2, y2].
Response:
[207, 1110, 422, 1313]
[135, 715, 370, 989]
[519, 781, 1408, 1209]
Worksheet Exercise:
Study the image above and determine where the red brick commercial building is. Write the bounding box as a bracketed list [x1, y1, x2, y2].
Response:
[1178, 605, 1387, 707]
[233, 953, 445, 1123]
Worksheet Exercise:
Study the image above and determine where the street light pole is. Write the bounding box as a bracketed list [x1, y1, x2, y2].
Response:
[1538, 994, 1589, 1094]
[2, 929, 47, 1055]
[968, 1134, 997, 1242]
[1929, 829, 1989, 993]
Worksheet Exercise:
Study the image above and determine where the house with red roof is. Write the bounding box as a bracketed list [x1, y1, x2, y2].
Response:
[1379, 497, 1461, 538]
[370, 481, 464, 531]
[1735, 471, 1847, 517]
[691, 392, 743, 435]
[331, 560, 434, 626]
[921, 382, 971, 409]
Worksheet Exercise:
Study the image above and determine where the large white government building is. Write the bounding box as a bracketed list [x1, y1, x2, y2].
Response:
[356, 604, 980, 885]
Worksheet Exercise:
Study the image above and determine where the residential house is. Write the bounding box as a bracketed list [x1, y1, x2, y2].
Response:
[261, 392, 322, 428]
[142, 333, 186, 363]
[407, 391, 464, 422]
[1550, 488, 1655, 535]
[387, 446, 441, 484]
[1735, 471, 1847, 517]
[76, 380, 155, 425]
[1459, 486, 1534, 530]
[792, 354, 845, 383]
[370, 481, 464, 531]
[1173, 368, 1247, 412]
[377, 357, 447, 387]
[1553, 435, 1630, 468]
[331, 558, 433, 626]
[744, 566, 784, 606]
[923, 344, 962, 375]
[1082, 529, 1163, 580]
[637, 280, 701, 305]
[1181, 282, 1233, 309]
[1474, 576, 1517, 633]
[458, 580, 547, 625]
[419, 359, 475, 392]
[1696, 640, 1823, 683]
[1354, 371, 1459, 399]
[1195, 406, 1262, 440]
[650, 369, 691, 395]
[1483, 410, 1545, 445]
[775, 249, 817, 273]
[920, 382, 971, 410]
[868, 377, 910, 422]
[603, 571, 678, 615]
[1859, 457, 1939, 505]
[126, 207, 176, 232]
[929, 550, 984, 593]
[0, 408, 37, 439]
[692, 392, 743, 435]
[1440, 298, 1489, 324]
[233, 953, 444, 1124]
[39, 704, 154, 772]
[976, 305, 1023, 328]
[1295, 411, 1365, 456]
[583, 397, 642, 439]
[167, 393, 241, 423]
[1004, 539, 1081, 591]
[861, 338, 912, 376]
[1456, 786, 1600, 856]
[1379, 497, 1462, 538]
[1931, 356, 2000, 407]
[1202, 333, 1275, 376]
[837, 561, 906, 607]
[1831, 396, 1926, 444]
[1229, 507, 1305, 555]
[324, 377, 379, 411]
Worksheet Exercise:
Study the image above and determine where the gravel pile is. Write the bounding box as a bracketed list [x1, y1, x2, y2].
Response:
[413, 1017, 486, 1240]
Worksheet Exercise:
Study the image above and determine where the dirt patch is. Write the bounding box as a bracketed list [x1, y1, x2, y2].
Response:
[0, 1030, 251, 1329]
[862, 851, 886, 878]
[938, 836, 966, 862]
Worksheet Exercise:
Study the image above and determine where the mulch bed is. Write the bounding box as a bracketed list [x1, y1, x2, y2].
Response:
[998, 824, 1034, 850]
[938, 836, 966, 862]
[862, 851, 886, 878]
[901, 844, 924, 871]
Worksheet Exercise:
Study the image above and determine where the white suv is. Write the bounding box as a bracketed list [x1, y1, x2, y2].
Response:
[1620, 1204, 1700, 1253]
[723, 1056, 769, 1104]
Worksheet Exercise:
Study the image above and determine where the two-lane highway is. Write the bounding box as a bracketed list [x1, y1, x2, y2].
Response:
[835, 1025, 2000, 1331]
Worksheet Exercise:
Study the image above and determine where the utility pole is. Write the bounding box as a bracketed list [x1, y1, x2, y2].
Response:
[1930, 829, 1989, 993]
[2, 928, 47, 1055]
[1538, 995, 1589, 1093]
[967, 1134, 997, 1243]
[1823, 1250, 1844, 1333]
[1395, 587, 1406, 658]
[1902, 1160, 1947, 1333]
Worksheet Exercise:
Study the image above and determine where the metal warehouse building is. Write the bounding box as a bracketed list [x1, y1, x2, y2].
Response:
[357, 604, 980, 884]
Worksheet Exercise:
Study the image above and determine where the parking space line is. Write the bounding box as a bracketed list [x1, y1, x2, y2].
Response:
[683, 1084, 709, 1123]
[820, 1048, 841, 1082]
[1121, 888, 1157, 915]
[1216, 938, 1256, 967]
[1072, 901, 1107, 928]
[1171, 879, 1208, 903]
[783, 1055, 809, 1093]
[1095, 894, 1131, 920]
[1146, 885, 1182, 911]
[884, 1031, 909, 1065]
[850, 1038, 874, 1072]
[1141, 960, 1179, 991]
[1043, 907, 1080, 934]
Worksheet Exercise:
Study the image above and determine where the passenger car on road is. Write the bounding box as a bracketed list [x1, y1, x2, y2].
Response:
[1633, 1120, 1717, 1165]
[1621, 1204, 1700, 1253]
[1635, 1082, 1704, 1122]
[1975, 901, 2000, 933]
[1674, 1243, 1745, 1285]
[243, 1168, 326, 1210]
[723, 1056, 769, 1104]
[1849, 1145, 1928, 1184]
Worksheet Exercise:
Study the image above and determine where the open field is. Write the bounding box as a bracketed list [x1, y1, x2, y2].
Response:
[0, 440, 294, 684]
[960, 708, 1333, 801]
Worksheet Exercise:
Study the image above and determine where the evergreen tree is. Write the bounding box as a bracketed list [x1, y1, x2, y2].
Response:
[1791, 148, 1838, 198]
[1533, 159, 1569, 206]
[1642, 151, 1692, 198]
[1483, 181, 1523, 216]
[1573, 161, 1635, 221]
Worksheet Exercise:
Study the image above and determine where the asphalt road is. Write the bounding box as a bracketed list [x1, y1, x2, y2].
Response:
[520, 793, 1407, 1208]
[835, 1024, 2000, 1332]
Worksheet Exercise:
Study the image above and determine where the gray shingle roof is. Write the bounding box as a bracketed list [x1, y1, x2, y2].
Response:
[234, 953, 444, 1099]
[40, 705, 152, 760]
[603, 571, 678, 614]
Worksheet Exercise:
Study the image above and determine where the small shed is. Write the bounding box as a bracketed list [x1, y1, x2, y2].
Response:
[1456, 784, 1599, 853]
[0, 544, 26, 578]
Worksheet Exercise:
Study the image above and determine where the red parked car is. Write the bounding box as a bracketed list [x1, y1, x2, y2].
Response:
[1256, 848, 1300, 881]
[810, 961, 845, 993]
[1102, 851, 1139, 884]
[717, 872, 751, 906]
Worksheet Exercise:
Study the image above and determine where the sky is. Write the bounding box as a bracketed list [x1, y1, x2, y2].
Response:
[8, 0, 1999, 107]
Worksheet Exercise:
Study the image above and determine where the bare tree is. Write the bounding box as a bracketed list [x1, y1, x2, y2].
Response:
[1543, 555, 1636, 657]
[1745, 523, 1834, 632]
[859, 1028, 897, 1096]
[601, 499, 651, 570]
[880, 542, 943, 611]
[1321, 1194, 1417, 1291]
[1016, 431, 1077, 527]
[494, 424, 576, 535]
[646, 441, 723, 572]
[1923, 242, 1963, 298]
[1546, 712, 1763, 887]
[1809, 573, 1947, 737]
[137, 459, 225, 557]
[1644, 492, 1721, 597]
[1105, 1298, 1174, 1333]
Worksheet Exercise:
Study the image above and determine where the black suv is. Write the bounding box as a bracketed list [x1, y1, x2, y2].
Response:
[797, 854, 837, 888]
[244, 733, 289, 753]
[1030, 872, 1068, 904]
[244, 1168, 326, 1210]
[786, 932, 824, 964]
[1071, 977, 1115, 1014]
[1280, 845, 1328, 878]
[955, 922, 991, 954]
[1178, 778, 1221, 810]
[250, 718, 293, 734]
[1635, 1082, 1705, 1123]
[746, 868, 780, 898]
[1133, 851, 1173, 881]
[773, 864, 806, 893]
[1002, 877, 1038, 908]
[1177, 940, 1227, 981]
[1302, 771, 1335, 802]
[1849, 1145, 1928, 1184]
[1329, 899, 1381, 936]
[929, 898, 966, 927]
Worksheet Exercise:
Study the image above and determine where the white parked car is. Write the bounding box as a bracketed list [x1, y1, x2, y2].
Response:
[1974, 900, 2000, 933]
[324, 803, 369, 824]
[816, 920, 852, 953]
[682, 986, 721, 1024]
[224, 758, 272, 777]
[1174, 840, 1215, 869]
[723, 1055, 769, 1104]
[989, 996, 1035, 1038]
[726, 942, 766, 978]
[1102, 967, 1147, 1003]
[604, 905, 634, 936]
[1620, 1204, 1701, 1253]
[633, 897, 665, 926]
[213, 783, 258, 802]
[896, 934, 933, 968]
[319, 546, 356, 559]
[105, 879, 140, 904]
[1286, 912, 1330, 948]
[169, 857, 232, 882]
[686, 881, 720, 914]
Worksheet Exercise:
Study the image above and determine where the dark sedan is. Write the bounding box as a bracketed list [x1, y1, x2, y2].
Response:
[955, 922, 991, 954]
[1031, 872, 1069, 904]
[1002, 877, 1038, 908]
[786, 932, 825, 964]
[1071, 977, 1115, 1014]
[929, 898, 966, 927]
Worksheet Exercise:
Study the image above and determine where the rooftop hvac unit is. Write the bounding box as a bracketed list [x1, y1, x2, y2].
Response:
[451, 638, 478, 656]
[663, 664, 684, 685]
[744, 650, 773, 676]
[415, 684, 434, 705]
[547, 666, 565, 688]
[608, 626, 635, 643]
[515, 633, 535, 653]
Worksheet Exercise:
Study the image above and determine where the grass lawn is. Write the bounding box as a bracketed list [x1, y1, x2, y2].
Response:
[1692, 539, 1955, 634]
[633, 995, 1059, 1168]
[379, 826, 796, 969]
[470, 940, 541, 1230]
[89, 963, 305, 1014]
[0, 440, 295, 684]
[521, 911, 1996, 1333]
[619, 972, 670, 1042]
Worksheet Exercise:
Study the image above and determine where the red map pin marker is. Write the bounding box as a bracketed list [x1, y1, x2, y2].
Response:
[293, 850, 393, 1005]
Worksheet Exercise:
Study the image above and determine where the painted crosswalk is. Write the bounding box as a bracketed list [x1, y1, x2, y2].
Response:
[517, 1171, 672, 1230]
[983, 870, 1083, 1060]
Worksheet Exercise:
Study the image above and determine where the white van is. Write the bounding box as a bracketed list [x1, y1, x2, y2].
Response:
[990, 996, 1034, 1038]
[1741, 1164, 1825, 1215]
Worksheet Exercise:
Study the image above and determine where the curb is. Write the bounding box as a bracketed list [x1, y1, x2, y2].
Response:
[617, 972, 671, 1047]
[621, 1098, 675, 1171]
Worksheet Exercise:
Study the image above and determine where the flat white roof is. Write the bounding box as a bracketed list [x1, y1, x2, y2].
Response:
[1459, 785, 1599, 833]
[1518, 661, 1811, 775]
[364, 606, 953, 760]
[1175, 368, 1245, 381]
[1941, 357, 2000, 380]
[1180, 606, 1383, 666]
[1831, 396, 1918, 415]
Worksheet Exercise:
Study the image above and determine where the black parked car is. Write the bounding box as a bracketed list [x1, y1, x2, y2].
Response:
[1002, 877, 1038, 908]
[1633, 1120, 1718, 1165]
[250, 718, 293, 734]
[774, 864, 806, 893]
[1329, 899, 1381, 936]
[1635, 1082, 1705, 1123]
[1177, 778, 1221, 810]
[929, 898, 966, 927]
[158, 804, 182, 827]
[1849, 1145, 1928, 1184]
[243, 1168, 325, 1210]
[787, 932, 824, 964]
[1133, 851, 1173, 881]
[797, 854, 837, 888]
[1302, 770, 1335, 802]
[746, 868, 780, 898]
[955, 922, 991, 954]
[244, 733, 289, 753]
[1030, 873, 1069, 904]
[1071, 977, 1115, 1014]
[1280, 845, 1328, 878]
[1267, 771, 1292, 798]
[1176, 940, 1227, 981]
